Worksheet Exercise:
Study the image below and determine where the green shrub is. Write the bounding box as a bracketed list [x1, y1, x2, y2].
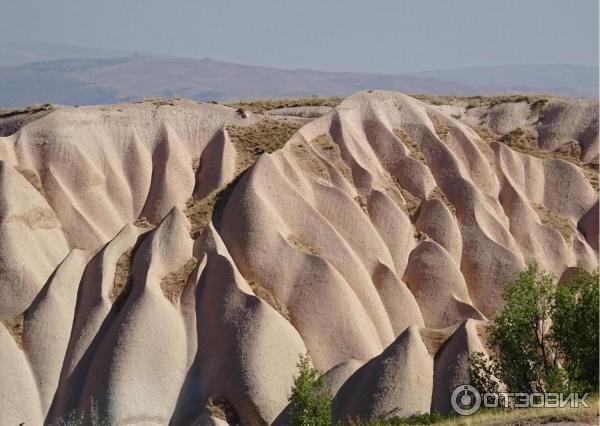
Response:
[58, 398, 108, 426]
[552, 268, 599, 391]
[487, 262, 558, 393]
[468, 351, 501, 395]
[288, 354, 332, 426]
[469, 263, 599, 395]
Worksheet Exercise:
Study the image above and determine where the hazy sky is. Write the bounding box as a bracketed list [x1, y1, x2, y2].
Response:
[0, 0, 597, 73]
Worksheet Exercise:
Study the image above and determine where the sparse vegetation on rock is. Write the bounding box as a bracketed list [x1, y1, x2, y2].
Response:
[227, 118, 301, 172]
[225, 96, 343, 113]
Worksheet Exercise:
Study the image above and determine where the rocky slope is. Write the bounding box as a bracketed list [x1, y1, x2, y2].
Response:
[0, 91, 597, 425]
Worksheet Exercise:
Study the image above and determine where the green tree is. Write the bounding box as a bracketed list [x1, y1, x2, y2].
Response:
[468, 351, 501, 395]
[288, 354, 332, 426]
[552, 268, 599, 391]
[486, 262, 558, 393]
[470, 263, 600, 395]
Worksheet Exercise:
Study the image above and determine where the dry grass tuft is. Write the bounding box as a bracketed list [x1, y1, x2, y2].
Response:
[160, 257, 198, 304]
[206, 397, 240, 425]
[287, 234, 320, 256]
[413, 230, 428, 242]
[224, 96, 343, 113]
[310, 134, 336, 152]
[310, 134, 353, 182]
[133, 97, 177, 108]
[419, 326, 457, 357]
[398, 187, 421, 220]
[393, 128, 428, 165]
[110, 249, 134, 305]
[291, 142, 330, 181]
[498, 128, 598, 190]
[151, 99, 175, 107]
[440, 399, 598, 425]
[498, 128, 538, 153]
[133, 216, 153, 228]
[184, 171, 251, 239]
[354, 195, 369, 214]
[409, 93, 551, 110]
[0, 103, 53, 119]
[184, 191, 219, 239]
[430, 186, 456, 215]
[427, 113, 450, 141]
[184, 119, 300, 238]
[1, 314, 24, 349]
[408, 94, 458, 106]
[473, 125, 497, 143]
[532, 204, 574, 241]
[487, 94, 550, 108]
[227, 118, 301, 173]
[249, 281, 290, 320]
[585, 161, 599, 190]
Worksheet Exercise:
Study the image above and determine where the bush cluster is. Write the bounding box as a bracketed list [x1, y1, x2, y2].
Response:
[470, 263, 599, 394]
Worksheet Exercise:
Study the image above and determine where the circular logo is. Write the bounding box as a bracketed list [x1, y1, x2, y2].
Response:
[451, 384, 481, 415]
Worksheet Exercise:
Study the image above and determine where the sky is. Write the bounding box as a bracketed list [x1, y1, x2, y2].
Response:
[0, 0, 597, 73]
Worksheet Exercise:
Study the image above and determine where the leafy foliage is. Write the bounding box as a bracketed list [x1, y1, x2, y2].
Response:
[469, 263, 599, 395]
[288, 354, 333, 426]
[552, 268, 599, 391]
[468, 352, 501, 395]
[487, 263, 558, 392]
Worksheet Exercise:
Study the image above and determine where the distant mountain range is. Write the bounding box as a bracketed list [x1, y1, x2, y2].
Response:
[0, 42, 597, 108]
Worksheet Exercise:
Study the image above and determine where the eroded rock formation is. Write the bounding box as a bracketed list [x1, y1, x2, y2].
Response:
[0, 92, 597, 425]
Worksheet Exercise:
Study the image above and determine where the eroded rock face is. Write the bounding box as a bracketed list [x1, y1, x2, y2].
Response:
[332, 326, 433, 422]
[0, 92, 597, 425]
